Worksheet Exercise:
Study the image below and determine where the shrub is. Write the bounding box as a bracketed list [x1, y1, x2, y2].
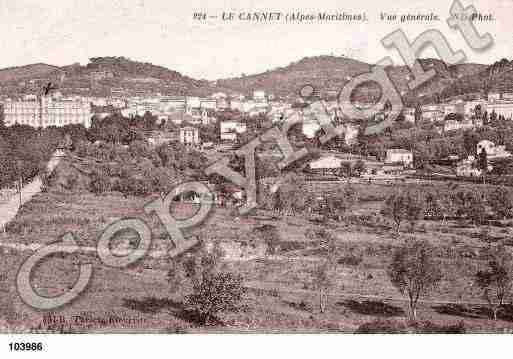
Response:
[338, 254, 363, 266]
[185, 271, 245, 324]
[355, 319, 465, 334]
[355, 319, 408, 334]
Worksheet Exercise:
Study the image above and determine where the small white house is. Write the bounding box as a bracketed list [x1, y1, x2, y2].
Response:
[309, 155, 343, 171]
[220, 120, 247, 142]
[385, 149, 413, 167]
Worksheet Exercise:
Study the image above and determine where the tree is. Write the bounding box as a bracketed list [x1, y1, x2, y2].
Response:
[167, 260, 187, 294]
[488, 186, 513, 220]
[254, 224, 280, 255]
[474, 104, 482, 120]
[311, 230, 337, 313]
[388, 239, 442, 321]
[383, 190, 424, 232]
[353, 160, 366, 177]
[414, 104, 422, 123]
[404, 190, 426, 232]
[89, 169, 111, 194]
[463, 131, 479, 156]
[437, 192, 457, 228]
[324, 185, 358, 222]
[466, 192, 487, 226]
[475, 244, 513, 320]
[338, 162, 353, 177]
[312, 261, 336, 314]
[170, 242, 245, 325]
[383, 192, 408, 232]
[273, 173, 311, 215]
[478, 147, 488, 183]
[482, 110, 489, 125]
[185, 271, 245, 324]
[490, 110, 498, 123]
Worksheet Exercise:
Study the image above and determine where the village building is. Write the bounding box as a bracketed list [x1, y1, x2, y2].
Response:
[476, 140, 512, 159]
[385, 149, 413, 167]
[3, 94, 92, 128]
[220, 120, 247, 142]
[456, 156, 481, 177]
[179, 126, 200, 146]
[308, 155, 343, 175]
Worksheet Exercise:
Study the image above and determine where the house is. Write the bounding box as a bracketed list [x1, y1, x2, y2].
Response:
[199, 98, 217, 110]
[253, 90, 266, 103]
[211, 92, 227, 100]
[477, 140, 512, 159]
[444, 119, 475, 132]
[179, 126, 200, 146]
[464, 100, 485, 117]
[302, 118, 321, 138]
[147, 132, 177, 146]
[345, 123, 359, 145]
[230, 99, 243, 112]
[220, 120, 247, 142]
[403, 107, 416, 123]
[456, 156, 481, 177]
[485, 101, 513, 119]
[308, 155, 342, 174]
[385, 149, 413, 167]
[488, 92, 502, 102]
[442, 101, 465, 116]
[420, 104, 444, 122]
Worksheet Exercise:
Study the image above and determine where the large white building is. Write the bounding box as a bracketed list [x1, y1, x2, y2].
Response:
[485, 101, 513, 119]
[3, 95, 92, 128]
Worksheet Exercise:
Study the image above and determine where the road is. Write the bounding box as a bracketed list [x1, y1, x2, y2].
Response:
[0, 151, 62, 232]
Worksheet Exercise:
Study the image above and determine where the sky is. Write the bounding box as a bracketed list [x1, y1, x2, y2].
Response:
[0, 0, 511, 80]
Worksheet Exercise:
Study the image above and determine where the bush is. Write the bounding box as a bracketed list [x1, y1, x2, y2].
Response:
[88, 170, 111, 194]
[185, 271, 245, 325]
[355, 319, 466, 334]
[338, 254, 363, 266]
[355, 319, 408, 334]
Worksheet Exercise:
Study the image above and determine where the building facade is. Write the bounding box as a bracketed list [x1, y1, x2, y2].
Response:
[3, 95, 92, 128]
[385, 149, 413, 167]
[179, 126, 200, 146]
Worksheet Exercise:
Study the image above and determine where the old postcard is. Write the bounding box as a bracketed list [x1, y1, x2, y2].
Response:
[0, 0, 513, 352]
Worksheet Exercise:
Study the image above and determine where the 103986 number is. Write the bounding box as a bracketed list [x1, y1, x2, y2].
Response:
[9, 342, 43, 351]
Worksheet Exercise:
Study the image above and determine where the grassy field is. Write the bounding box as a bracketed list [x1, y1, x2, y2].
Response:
[2, 184, 513, 333]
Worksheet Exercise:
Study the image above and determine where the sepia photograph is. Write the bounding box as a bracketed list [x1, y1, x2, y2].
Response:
[0, 0, 512, 357]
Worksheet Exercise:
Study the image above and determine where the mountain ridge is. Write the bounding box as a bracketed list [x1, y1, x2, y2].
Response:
[0, 55, 494, 102]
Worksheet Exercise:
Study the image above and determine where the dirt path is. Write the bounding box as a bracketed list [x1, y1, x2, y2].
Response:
[0, 151, 62, 232]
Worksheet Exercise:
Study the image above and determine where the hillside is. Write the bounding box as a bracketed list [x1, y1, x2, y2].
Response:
[0, 55, 491, 101]
[0, 57, 214, 97]
[440, 58, 513, 100]
[215, 56, 487, 104]
[58, 56, 212, 97]
[395, 59, 487, 104]
[215, 56, 371, 98]
[0, 63, 63, 83]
